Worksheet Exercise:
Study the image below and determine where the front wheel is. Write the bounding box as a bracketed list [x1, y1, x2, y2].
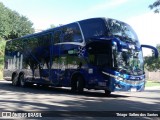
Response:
[71, 75, 85, 93]
[77, 76, 85, 93]
[104, 90, 111, 96]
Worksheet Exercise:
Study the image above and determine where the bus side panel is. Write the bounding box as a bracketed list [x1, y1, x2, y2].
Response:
[3, 39, 23, 80]
[50, 43, 89, 87]
[22, 34, 52, 84]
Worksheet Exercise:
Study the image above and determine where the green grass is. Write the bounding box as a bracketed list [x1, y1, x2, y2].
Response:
[146, 81, 160, 87]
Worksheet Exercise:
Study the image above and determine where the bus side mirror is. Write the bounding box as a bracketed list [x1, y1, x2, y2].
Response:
[141, 44, 159, 58]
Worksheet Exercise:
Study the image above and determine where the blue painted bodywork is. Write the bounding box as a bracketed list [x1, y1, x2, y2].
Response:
[4, 17, 158, 93]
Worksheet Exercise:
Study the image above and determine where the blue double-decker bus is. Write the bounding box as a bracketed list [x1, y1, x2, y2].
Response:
[3, 18, 158, 95]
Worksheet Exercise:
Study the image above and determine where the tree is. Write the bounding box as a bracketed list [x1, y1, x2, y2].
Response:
[149, 0, 160, 13]
[50, 24, 56, 28]
[0, 2, 34, 72]
[144, 44, 160, 71]
[0, 2, 34, 40]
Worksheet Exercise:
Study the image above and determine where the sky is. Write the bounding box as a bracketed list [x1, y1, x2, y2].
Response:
[0, 0, 160, 55]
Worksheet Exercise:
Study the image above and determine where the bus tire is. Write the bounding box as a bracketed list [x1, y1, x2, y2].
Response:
[104, 90, 111, 96]
[77, 76, 85, 93]
[71, 79, 77, 92]
[19, 74, 26, 87]
[12, 73, 19, 86]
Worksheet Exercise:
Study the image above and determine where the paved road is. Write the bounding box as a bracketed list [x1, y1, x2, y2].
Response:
[0, 80, 160, 120]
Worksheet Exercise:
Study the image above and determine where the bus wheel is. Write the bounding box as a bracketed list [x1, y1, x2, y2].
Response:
[104, 90, 111, 96]
[19, 74, 26, 87]
[77, 76, 85, 93]
[12, 74, 19, 86]
[71, 80, 77, 92]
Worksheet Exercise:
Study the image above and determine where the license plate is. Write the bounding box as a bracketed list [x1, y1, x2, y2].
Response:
[131, 88, 137, 92]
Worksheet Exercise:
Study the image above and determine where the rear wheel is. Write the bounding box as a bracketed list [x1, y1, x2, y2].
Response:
[104, 90, 111, 96]
[19, 74, 26, 87]
[12, 74, 19, 86]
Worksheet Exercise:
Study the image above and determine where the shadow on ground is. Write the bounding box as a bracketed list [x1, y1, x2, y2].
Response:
[0, 80, 128, 98]
[0, 80, 159, 120]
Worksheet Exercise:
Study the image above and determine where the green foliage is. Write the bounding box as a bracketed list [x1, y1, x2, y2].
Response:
[144, 44, 160, 71]
[149, 0, 160, 13]
[0, 2, 35, 79]
[50, 24, 56, 28]
[0, 2, 34, 40]
[146, 81, 160, 87]
[0, 38, 6, 72]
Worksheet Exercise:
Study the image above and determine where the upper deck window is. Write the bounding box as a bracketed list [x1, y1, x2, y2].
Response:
[54, 23, 83, 44]
[79, 18, 106, 42]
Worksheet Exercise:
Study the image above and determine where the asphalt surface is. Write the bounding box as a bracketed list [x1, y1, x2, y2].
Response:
[0, 80, 160, 120]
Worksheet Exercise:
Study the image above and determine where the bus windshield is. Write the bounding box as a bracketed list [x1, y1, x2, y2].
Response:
[114, 49, 144, 75]
[107, 19, 138, 43]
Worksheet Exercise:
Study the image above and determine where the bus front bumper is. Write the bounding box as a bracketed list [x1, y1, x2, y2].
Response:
[113, 79, 145, 92]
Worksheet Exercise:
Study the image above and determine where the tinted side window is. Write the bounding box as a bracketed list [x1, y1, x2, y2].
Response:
[41, 34, 51, 46]
[53, 30, 62, 44]
[79, 19, 106, 41]
[28, 37, 38, 50]
[24, 33, 51, 51]
[63, 23, 82, 43]
[53, 23, 83, 44]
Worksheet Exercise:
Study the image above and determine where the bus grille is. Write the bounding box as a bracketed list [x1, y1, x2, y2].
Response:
[123, 79, 145, 86]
